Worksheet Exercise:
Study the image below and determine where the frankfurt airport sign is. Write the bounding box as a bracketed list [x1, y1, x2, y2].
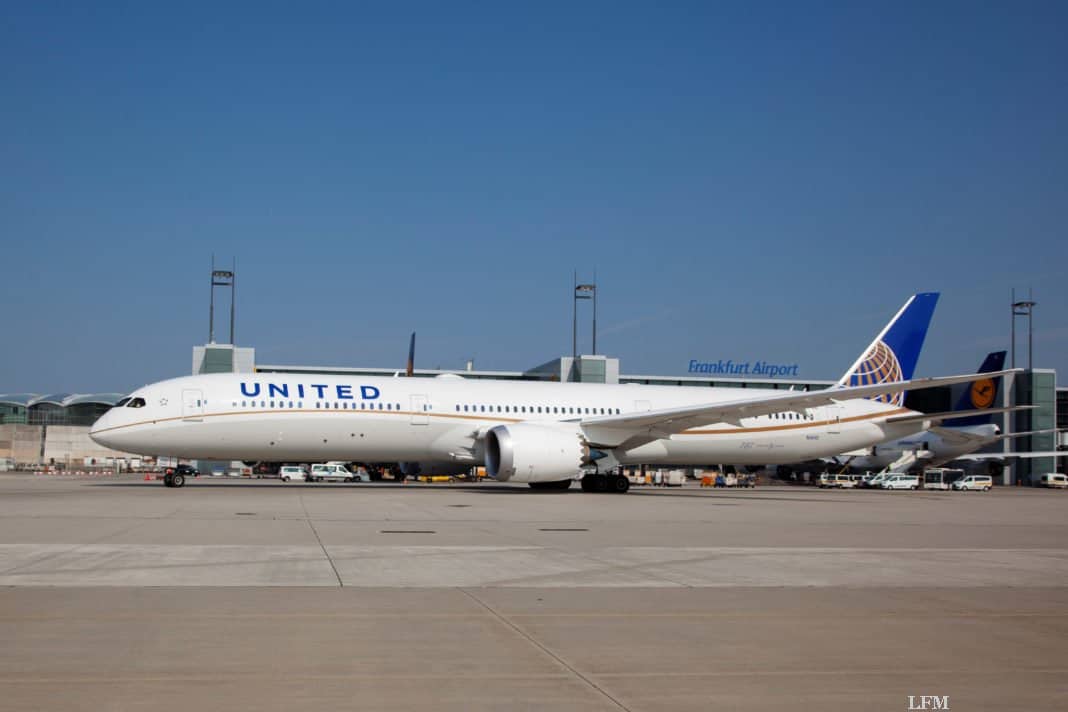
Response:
[687, 359, 800, 378]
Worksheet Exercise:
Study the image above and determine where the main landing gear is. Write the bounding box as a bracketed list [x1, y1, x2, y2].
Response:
[580, 473, 630, 494]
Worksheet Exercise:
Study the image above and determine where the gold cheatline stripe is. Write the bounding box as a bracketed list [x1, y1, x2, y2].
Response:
[91, 406, 912, 437]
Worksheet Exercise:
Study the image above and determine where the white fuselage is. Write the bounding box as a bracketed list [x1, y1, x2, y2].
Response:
[90, 373, 924, 467]
[840, 424, 1000, 470]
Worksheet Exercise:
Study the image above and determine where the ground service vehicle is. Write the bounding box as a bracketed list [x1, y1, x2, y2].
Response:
[279, 465, 307, 482]
[308, 463, 371, 483]
[1038, 473, 1067, 488]
[859, 472, 888, 489]
[923, 468, 964, 490]
[882, 473, 920, 490]
[952, 475, 993, 491]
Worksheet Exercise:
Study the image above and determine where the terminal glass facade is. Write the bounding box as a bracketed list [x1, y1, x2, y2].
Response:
[1013, 370, 1057, 483]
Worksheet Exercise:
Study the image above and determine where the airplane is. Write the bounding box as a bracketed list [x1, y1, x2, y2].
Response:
[90, 292, 1017, 492]
[831, 351, 1031, 471]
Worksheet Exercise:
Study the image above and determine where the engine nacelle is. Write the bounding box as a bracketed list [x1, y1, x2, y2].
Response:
[484, 423, 588, 483]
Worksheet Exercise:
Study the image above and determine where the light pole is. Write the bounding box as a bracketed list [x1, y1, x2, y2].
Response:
[1011, 288, 1036, 370]
[209, 257, 236, 345]
[573, 279, 596, 358]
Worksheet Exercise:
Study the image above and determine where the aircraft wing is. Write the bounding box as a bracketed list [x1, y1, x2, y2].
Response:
[579, 369, 1019, 448]
[955, 451, 1068, 460]
[927, 426, 992, 447]
[885, 405, 1032, 426]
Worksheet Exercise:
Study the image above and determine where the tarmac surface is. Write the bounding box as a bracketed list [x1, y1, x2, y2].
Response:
[1, 472, 1066, 710]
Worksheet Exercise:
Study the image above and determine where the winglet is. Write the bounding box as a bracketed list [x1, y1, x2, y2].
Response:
[836, 293, 940, 406]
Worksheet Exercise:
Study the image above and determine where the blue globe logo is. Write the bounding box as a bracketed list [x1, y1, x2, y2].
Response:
[848, 341, 903, 405]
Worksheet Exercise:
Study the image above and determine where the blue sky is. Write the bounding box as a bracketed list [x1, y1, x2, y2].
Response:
[2, 1, 1066, 393]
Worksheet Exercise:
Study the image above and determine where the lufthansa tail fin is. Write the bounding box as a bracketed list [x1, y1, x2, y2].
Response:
[835, 293, 940, 406]
[943, 350, 1006, 426]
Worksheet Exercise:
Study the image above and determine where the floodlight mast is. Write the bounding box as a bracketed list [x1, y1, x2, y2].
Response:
[208, 255, 236, 345]
[1010, 287, 1036, 370]
[572, 272, 597, 361]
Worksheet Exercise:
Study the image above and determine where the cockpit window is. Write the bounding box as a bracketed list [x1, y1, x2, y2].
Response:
[114, 397, 131, 408]
[127, 397, 146, 408]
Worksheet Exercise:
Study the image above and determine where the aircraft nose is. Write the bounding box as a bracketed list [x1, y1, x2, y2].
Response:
[89, 413, 118, 448]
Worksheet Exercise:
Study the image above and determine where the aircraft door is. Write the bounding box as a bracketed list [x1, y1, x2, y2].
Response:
[182, 389, 205, 421]
[827, 405, 842, 434]
[634, 400, 651, 413]
[410, 394, 429, 425]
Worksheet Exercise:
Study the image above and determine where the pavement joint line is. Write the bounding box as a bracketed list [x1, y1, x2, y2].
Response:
[4, 668, 1066, 684]
[3, 610, 1064, 621]
[0, 673, 578, 683]
[300, 495, 342, 587]
[459, 587, 634, 712]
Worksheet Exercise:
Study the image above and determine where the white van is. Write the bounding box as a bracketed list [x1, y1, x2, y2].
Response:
[308, 463, 370, 483]
[860, 472, 889, 489]
[1039, 473, 1068, 489]
[881, 473, 920, 490]
[820, 473, 856, 489]
[952, 475, 993, 491]
[279, 466, 307, 482]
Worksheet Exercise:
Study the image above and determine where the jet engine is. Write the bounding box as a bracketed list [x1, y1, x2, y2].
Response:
[484, 423, 588, 483]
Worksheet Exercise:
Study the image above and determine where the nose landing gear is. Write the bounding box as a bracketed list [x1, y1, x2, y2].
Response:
[163, 472, 185, 488]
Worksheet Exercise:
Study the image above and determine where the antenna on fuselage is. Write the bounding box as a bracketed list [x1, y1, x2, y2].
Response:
[406, 332, 416, 377]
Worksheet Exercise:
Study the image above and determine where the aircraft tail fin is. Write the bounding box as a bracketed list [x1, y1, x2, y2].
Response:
[943, 350, 1006, 426]
[835, 293, 940, 406]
